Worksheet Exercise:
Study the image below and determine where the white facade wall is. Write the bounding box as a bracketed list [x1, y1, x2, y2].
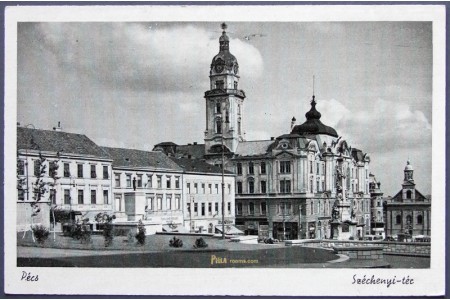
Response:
[182, 172, 235, 233]
[111, 168, 184, 227]
[17, 150, 113, 216]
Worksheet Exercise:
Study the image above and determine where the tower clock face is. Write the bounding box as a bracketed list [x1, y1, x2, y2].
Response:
[215, 64, 224, 73]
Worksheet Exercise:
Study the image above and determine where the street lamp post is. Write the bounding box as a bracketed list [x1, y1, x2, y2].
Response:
[299, 204, 302, 240]
[190, 196, 193, 233]
[221, 119, 225, 239]
[220, 115, 229, 239]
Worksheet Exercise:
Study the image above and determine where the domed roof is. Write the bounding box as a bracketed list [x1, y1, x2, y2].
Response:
[211, 24, 238, 73]
[290, 96, 338, 137]
[404, 160, 414, 171]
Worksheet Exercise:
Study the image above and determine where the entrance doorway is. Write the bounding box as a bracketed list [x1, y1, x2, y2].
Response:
[273, 222, 298, 240]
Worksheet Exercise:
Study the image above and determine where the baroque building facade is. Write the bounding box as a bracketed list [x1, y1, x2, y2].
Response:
[154, 25, 373, 240]
[384, 160, 431, 238]
[369, 173, 385, 238]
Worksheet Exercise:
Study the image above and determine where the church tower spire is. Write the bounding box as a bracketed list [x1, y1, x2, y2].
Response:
[402, 159, 416, 201]
[204, 23, 246, 156]
[404, 160, 414, 183]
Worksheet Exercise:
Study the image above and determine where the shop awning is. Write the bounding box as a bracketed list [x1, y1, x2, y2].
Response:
[215, 225, 244, 235]
[162, 224, 189, 233]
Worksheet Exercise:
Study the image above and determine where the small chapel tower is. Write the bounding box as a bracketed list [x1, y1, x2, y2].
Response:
[402, 160, 416, 200]
[204, 23, 246, 156]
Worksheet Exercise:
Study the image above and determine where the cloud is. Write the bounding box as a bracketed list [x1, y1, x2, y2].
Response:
[317, 98, 431, 154]
[32, 23, 263, 91]
[315, 98, 431, 195]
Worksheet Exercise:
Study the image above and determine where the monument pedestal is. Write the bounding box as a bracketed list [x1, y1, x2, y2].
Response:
[113, 192, 156, 235]
[124, 192, 146, 221]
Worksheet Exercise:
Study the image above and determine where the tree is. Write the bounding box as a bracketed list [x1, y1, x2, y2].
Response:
[48, 159, 60, 240]
[32, 152, 47, 204]
[22, 152, 51, 243]
[16, 156, 26, 201]
[95, 212, 116, 247]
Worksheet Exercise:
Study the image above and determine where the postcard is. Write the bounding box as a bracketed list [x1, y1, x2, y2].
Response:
[4, 4, 446, 296]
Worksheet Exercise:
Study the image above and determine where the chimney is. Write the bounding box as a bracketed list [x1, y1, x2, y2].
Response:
[193, 142, 197, 145]
[290, 116, 297, 130]
[53, 121, 62, 132]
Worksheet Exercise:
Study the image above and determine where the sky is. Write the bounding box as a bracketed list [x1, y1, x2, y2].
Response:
[17, 21, 432, 197]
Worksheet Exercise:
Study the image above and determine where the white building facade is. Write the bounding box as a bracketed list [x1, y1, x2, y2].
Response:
[17, 126, 113, 231]
[102, 147, 186, 234]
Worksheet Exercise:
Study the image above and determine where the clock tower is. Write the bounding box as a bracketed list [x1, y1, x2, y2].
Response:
[204, 23, 246, 157]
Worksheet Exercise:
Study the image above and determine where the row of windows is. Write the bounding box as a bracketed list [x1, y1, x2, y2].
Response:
[115, 173, 180, 189]
[61, 189, 109, 205]
[145, 196, 181, 211]
[236, 161, 268, 175]
[236, 202, 267, 216]
[236, 177, 366, 195]
[236, 161, 331, 176]
[214, 80, 239, 91]
[187, 202, 232, 216]
[17, 160, 109, 179]
[395, 214, 424, 225]
[215, 117, 241, 135]
[186, 182, 232, 194]
[236, 180, 283, 194]
[236, 179, 291, 194]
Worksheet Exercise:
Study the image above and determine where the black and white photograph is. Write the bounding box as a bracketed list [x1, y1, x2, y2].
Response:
[4, 4, 446, 297]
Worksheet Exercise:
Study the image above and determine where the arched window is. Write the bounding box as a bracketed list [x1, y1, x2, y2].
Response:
[396, 215, 402, 224]
[417, 215, 423, 225]
[216, 102, 221, 113]
[377, 211, 381, 221]
[406, 190, 412, 199]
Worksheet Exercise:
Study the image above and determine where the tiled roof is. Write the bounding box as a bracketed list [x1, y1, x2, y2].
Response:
[235, 140, 272, 157]
[176, 144, 206, 159]
[170, 157, 233, 175]
[102, 147, 183, 171]
[17, 127, 110, 158]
